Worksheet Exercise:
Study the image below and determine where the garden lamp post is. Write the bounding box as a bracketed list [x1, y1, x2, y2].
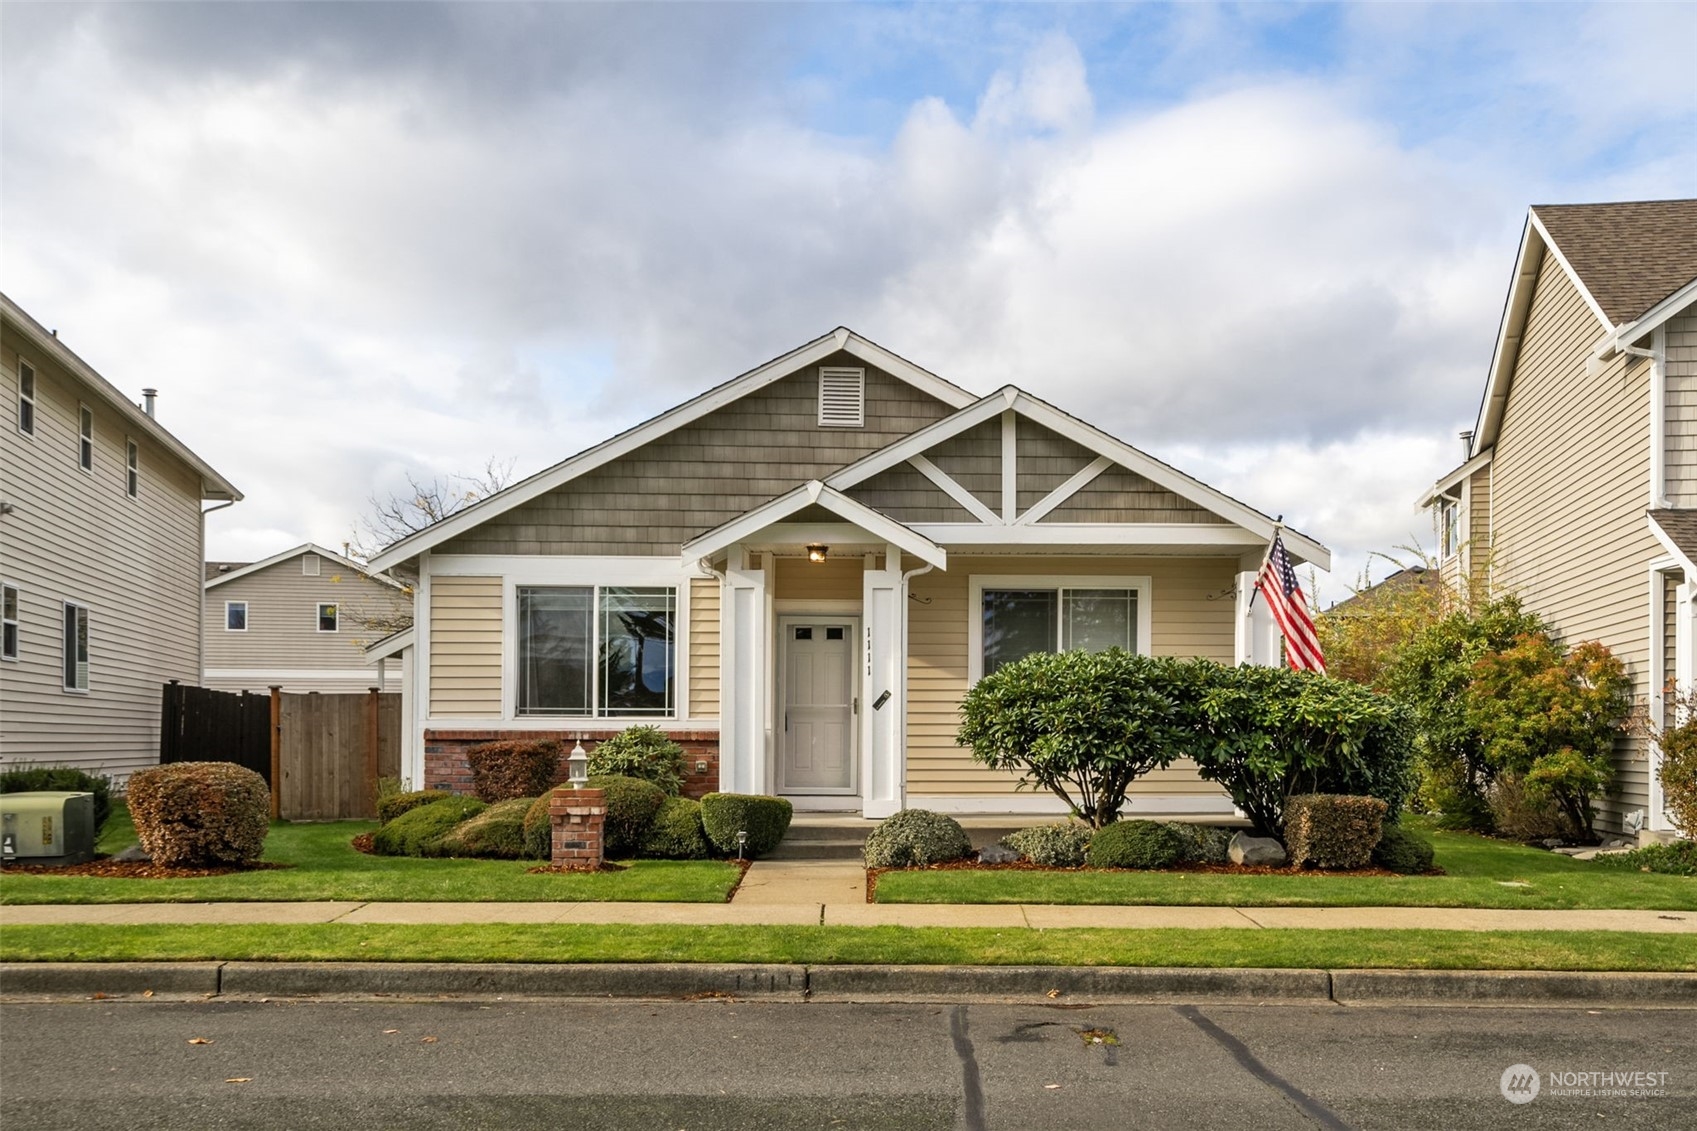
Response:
[567, 742, 589, 787]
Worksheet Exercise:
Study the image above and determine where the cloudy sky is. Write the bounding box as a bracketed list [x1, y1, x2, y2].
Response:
[4, 2, 1694, 601]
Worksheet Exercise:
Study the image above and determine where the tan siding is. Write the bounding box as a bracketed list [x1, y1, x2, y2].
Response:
[689, 578, 720, 719]
[1489, 249, 1658, 825]
[905, 556, 1236, 798]
[1467, 464, 1492, 586]
[0, 327, 208, 781]
[774, 556, 864, 602]
[437, 354, 955, 555]
[845, 464, 972, 522]
[925, 418, 1002, 512]
[1666, 312, 1697, 506]
[429, 576, 502, 717]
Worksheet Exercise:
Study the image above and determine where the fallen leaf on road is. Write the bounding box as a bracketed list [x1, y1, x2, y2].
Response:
[90, 993, 108, 1000]
[1045, 1084, 1062, 1090]
[225, 1078, 252, 1084]
[1046, 989, 1062, 999]
[421, 1036, 439, 1044]
[188, 1038, 213, 1045]
[383, 1029, 399, 1034]
[143, 990, 155, 998]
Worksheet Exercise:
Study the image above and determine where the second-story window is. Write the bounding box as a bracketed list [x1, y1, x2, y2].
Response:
[1438, 496, 1459, 559]
[126, 438, 139, 497]
[226, 602, 248, 632]
[317, 603, 339, 632]
[78, 404, 93, 471]
[2, 584, 18, 661]
[17, 362, 35, 436]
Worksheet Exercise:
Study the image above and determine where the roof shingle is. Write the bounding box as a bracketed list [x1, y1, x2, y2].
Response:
[1533, 200, 1697, 325]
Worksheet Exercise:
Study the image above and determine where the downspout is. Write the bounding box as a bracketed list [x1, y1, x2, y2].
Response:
[898, 560, 935, 814]
[199, 496, 237, 687]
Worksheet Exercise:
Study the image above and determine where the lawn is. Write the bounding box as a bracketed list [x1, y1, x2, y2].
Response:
[2, 923, 1692, 971]
[875, 824, 1697, 910]
[0, 806, 741, 905]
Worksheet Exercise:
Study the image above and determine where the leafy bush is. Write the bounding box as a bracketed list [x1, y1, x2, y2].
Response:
[589, 726, 687, 795]
[466, 739, 562, 802]
[1372, 824, 1436, 874]
[1000, 823, 1093, 868]
[377, 789, 451, 826]
[125, 762, 270, 867]
[1595, 840, 1697, 876]
[0, 765, 114, 837]
[372, 796, 486, 857]
[438, 797, 533, 859]
[1171, 823, 1233, 865]
[591, 774, 667, 859]
[863, 809, 971, 868]
[640, 796, 713, 859]
[1315, 561, 1453, 690]
[1636, 689, 1697, 839]
[958, 649, 1198, 827]
[522, 792, 555, 860]
[1085, 819, 1184, 870]
[1283, 794, 1388, 870]
[700, 793, 794, 858]
[1466, 636, 1631, 839]
[1486, 773, 1573, 842]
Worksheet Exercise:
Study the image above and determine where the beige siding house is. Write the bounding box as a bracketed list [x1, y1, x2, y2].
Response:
[0, 294, 240, 781]
[202, 543, 410, 694]
[1420, 199, 1697, 838]
[370, 329, 1329, 817]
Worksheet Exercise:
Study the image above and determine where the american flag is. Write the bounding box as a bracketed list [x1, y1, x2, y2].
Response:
[1256, 532, 1326, 673]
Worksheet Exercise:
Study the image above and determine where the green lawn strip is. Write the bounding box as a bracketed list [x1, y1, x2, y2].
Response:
[877, 826, 1697, 911]
[3, 812, 740, 905]
[1, 924, 1692, 971]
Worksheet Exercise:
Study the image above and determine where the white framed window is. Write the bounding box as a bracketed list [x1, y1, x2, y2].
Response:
[77, 404, 93, 471]
[967, 574, 1153, 683]
[1438, 495, 1459, 560]
[516, 585, 676, 717]
[16, 361, 35, 436]
[818, 366, 865, 427]
[317, 603, 338, 632]
[126, 438, 139, 498]
[62, 601, 89, 691]
[225, 601, 248, 632]
[302, 554, 321, 577]
[2, 583, 18, 661]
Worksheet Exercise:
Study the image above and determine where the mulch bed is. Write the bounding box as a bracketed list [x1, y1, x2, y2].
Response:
[2, 858, 289, 879]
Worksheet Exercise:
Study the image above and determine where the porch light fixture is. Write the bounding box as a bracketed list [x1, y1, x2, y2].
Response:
[806, 544, 829, 564]
[567, 742, 589, 787]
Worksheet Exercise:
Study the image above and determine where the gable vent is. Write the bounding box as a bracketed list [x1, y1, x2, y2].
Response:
[302, 554, 321, 577]
[818, 367, 866, 427]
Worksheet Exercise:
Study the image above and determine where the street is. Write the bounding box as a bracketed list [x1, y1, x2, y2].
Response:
[0, 998, 1690, 1129]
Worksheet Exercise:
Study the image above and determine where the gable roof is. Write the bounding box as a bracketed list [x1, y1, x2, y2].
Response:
[680, 480, 948, 569]
[204, 542, 405, 591]
[366, 327, 976, 571]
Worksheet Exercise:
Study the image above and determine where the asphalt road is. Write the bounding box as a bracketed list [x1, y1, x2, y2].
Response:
[0, 998, 1691, 1130]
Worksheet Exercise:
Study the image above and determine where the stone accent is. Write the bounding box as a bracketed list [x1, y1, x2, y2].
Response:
[423, 729, 719, 798]
[550, 788, 607, 870]
[1228, 832, 1288, 867]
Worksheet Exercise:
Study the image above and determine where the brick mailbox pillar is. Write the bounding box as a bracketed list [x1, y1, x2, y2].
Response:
[550, 788, 607, 870]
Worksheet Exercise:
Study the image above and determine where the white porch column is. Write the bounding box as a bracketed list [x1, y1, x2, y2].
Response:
[1662, 579, 1697, 834]
[862, 545, 904, 818]
[720, 546, 769, 796]
[399, 645, 416, 790]
[1235, 568, 1279, 666]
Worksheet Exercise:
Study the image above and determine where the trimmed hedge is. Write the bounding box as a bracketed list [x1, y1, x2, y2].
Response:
[1596, 840, 1697, 877]
[640, 796, 714, 860]
[126, 762, 270, 868]
[372, 796, 487, 857]
[1284, 794, 1388, 870]
[591, 775, 667, 860]
[438, 797, 533, 859]
[377, 789, 451, 826]
[522, 792, 555, 860]
[0, 765, 114, 836]
[1171, 823, 1233, 865]
[864, 809, 972, 868]
[1371, 823, 1436, 874]
[1085, 819, 1184, 870]
[700, 793, 794, 859]
[466, 739, 562, 802]
[1000, 823, 1093, 868]
[589, 726, 687, 795]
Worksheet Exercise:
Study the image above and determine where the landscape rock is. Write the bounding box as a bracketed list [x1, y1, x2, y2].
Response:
[111, 845, 151, 863]
[1228, 832, 1287, 867]
[976, 844, 1022, 865]
[1541, 838, 1566, 849]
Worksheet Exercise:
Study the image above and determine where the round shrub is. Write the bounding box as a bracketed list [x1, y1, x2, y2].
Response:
[1085, 819, 1184, 870]
[1371, 823, 1436, 874]
[1171, 823, 1233, 865]
[864, 809, 971, 868]
[377, 789, 451, 826]
[590, 775, 667, 859]
[522, 792, 556, 860]
[589, 726, 688, 795]
[371, 796, 487, 857]
[641, 796, 713, 859]
[439, 797, 533, 859]
[1000, 823, 1093, 868]
[0, 765, 114, 837]
[466, 739, 562, 802]
[700, 793, 794, 859]
[125, 762, 270, 868]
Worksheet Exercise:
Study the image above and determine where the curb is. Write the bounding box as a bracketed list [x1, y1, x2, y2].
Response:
[0, 962, 222, 996]
[806, 964, 1331, 1002]
[1331, 969, 1697, 1006]
[219, 961, 808, 999]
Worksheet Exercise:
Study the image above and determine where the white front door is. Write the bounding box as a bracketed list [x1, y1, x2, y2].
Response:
[778, 619, 857, 794]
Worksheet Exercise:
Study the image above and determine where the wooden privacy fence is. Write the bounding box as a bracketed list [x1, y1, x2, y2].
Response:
[160, 682, 400, 820]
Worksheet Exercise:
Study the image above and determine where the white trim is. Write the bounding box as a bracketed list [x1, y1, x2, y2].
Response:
[775, 614, 861, 796]
[910, 523, 1264, 548]
[966, 574, 1154, 684]
[420, 716, 716, 733]
[911, 793, 1238, 816]
[1000, 409, 1017, 521]
[435, 555, 694, 585]
[1415, 450, 1493, 509]
[363, 626, 415, 661]
[1647, 514, 1697, 578]
[15, 356, 35, 437]
[316, 602, 340, 633]
[224, 600, 248, 632]
[1596, 276, 1697, 358]
[0, 580, 18, 662]
[205, 542, 405, 591]
[681, 481, 947, 569]
[204, 667, 402, 681]
[507, 577, 686, 723]
[1527, 209, 1614, 330]
[1648, 562, 1676, 834]
[125, 435, 139, 499]
[826, 394, 1010, 488]
[1651, 323, 1669, 508]
[61, 599, 89, 693]
[1015, 456, 1114, 526]
[773, 598, 862, 615]
[817, 366, 866, 428]
[366, 328, 976, 571]
[76, 401, 93, 473]
[908, 453, 1002, 525]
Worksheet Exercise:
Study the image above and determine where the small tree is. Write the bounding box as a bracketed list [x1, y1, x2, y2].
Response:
[957, 649, 1194, 828]
[1317, 551, 1452, 690]
[1638, 689, 1697, 839]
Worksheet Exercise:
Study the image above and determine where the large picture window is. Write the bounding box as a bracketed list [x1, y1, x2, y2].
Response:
[973, 576, 1149, 680]
[518, 585, 675, 717]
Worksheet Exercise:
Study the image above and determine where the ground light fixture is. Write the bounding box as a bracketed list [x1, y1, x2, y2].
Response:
[567, 742, 589, 787]
[806, 543, 829, 564]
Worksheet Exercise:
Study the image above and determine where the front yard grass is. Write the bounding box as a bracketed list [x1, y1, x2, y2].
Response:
[0, 806, 740, 905]
[875, 823, 1697, 910]
[1, 923, 1692, 972]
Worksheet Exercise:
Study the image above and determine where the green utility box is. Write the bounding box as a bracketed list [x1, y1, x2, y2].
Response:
[1, 791, 97, 866]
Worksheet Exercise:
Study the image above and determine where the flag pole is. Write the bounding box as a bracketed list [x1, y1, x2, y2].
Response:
[1246, 515, 1284, 610]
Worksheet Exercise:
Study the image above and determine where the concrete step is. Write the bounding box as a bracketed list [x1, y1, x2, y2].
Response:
[765, 837, 867, 861]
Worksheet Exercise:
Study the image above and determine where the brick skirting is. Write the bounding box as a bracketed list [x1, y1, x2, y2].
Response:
[423, 729, 720, 798]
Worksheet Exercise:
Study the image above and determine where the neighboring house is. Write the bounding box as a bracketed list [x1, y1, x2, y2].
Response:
[1420, 199, 1697, 838]
[0, 293, 241, 781]
[369, 327, 1329, 817]
[1324, 566, 1437, 615]
[202, 543, 411, 694]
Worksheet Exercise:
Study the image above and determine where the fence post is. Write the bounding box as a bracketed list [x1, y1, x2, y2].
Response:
[365, 686, 381, 817]
[269, 685, 283, 821]
[160, 680, 181, 763]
